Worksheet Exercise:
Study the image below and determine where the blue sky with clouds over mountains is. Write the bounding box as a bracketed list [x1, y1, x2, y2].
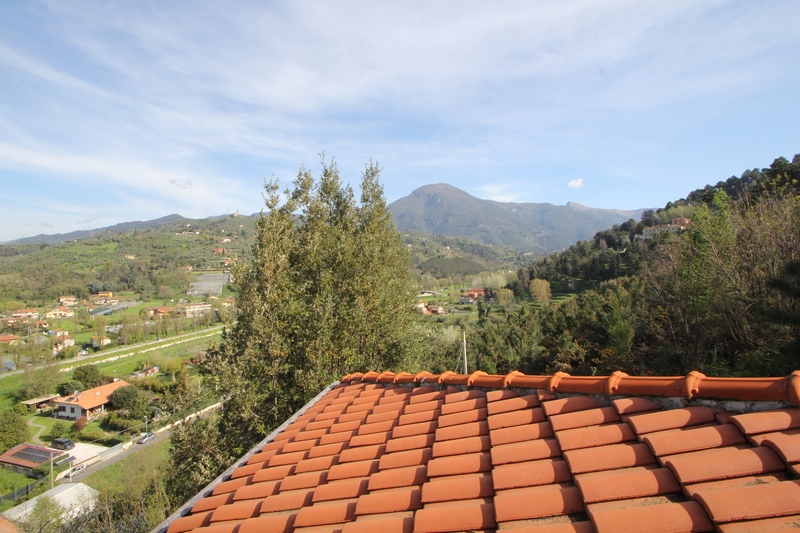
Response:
[1, 1, 798, 242]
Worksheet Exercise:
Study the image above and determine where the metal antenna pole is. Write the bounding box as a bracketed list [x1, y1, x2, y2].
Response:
[463, 330, 468, 374]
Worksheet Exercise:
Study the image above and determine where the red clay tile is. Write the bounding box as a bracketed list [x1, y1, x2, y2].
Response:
[485, 394, 540, 416]
[490, 439, 561, 465]
[252, 464, 295, 483]
[314, 410, 344, 421]
[409, 389, 447, 404]
[563, 442, 655, 474]
[233, 480, 281, 501]
[269, 450, 310, 467]
[435, 420, 489, 441]
[413, 501, 495, 532]
[487, 408, 546, 430]
[440, 397, 487, 415]
[693, 479, 800, 523]
[642, 424, 746, 457]
[260, 440, 287, 452]
[403, 399, 444, 415]
[373, 400, 410, 414]
[398, 409, 440, 426]
[246, 448, 279, 465]
[339, 444, 386, 463]
[355, 486, 422, 515]
[191, 492, 234, 513]
[494, 484, 584, 522]
[212, 476, 253, 495]
[541, 396, 601, 417]
[385, 433, 436, 453]
[320, 430, 356, 444]
[760, 430, 800, 462]
[437, 408, 487, 427]
[431, 434, 490, 457]
[486, 389, 519, 402]
[341, 512, 413, 533]
[426, 452, 491, 477]
[313, 477, 370, 503]
[328, 420, 363, 434]
[665, 446, 784, 484]
[308, 441, 349, 459]
[549, 406, 619, 431]
[327, 459, 380, 481]
[420, 473, 493, 503]
[496, 522, 594, 533]
[274, 428, 301, 442]
[280, 470, 329, 491]
[349, 431, 391, 447]
[293, 498, 358, 527]
[346, 401, 377, 414]
[490, 421, 554, 446]
[210, 499, 262, 522]
[368, 465, 428, 491]
[588, 500, 713, 533]
[306, 419, 336, 431]
[166, 510, 213, 533]
[492, 459, 572, 490]
[575, 466, 680, 503]
[555, 422, 635, 451]
[295, 455, 339, 474]
[626, 406, 716, 435]
[231, 461, 267, 479]
[260, 487, 315, 513]
[281, 439, 320, 453]
[337, 411, 369, 423]
[366, 410, 403, 424]
[683, 473, 787, 499]
[717, 515, 800, 532]
[444, 390, 485, 404]
[358, 420, 398, 435]
[392, 421, 438, 439]
[379, 448, 433, 470]
[237, 512, 296, 533]
[612, 397, 663, 415]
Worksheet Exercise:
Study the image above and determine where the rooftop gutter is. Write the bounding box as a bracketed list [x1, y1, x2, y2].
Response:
[152, 381, 340, 533]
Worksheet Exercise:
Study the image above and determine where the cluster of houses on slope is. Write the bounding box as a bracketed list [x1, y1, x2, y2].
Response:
[416, 287, 487, 315]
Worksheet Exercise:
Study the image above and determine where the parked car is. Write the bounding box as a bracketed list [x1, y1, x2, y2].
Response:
[137, 432, 155, 444]
[67, 464, 85, 478]
[52, 438, 75, 450]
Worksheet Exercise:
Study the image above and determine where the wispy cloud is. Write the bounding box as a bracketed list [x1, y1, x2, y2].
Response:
[568, 179, 585, 189]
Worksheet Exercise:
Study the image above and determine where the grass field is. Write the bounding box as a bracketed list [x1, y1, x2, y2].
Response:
[82, 438, 171, 497]
[0, 467, 35, 495]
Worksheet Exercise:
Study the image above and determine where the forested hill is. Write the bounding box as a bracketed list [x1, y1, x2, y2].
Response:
[388, 183, 644, 253]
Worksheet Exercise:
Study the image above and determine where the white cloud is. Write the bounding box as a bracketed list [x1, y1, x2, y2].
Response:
[568, 179, 585, 189]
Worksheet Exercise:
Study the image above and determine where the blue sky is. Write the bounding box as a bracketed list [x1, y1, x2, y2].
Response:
[1, 1, 799, 243]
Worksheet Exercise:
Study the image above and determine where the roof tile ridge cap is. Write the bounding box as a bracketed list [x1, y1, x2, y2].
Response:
[503, 371, 523, 388]
[393, 372, 414, 383]
[549, 371, 569, 392]
[684, 371, 705, 399]
[437, 370, 458, 384]
[789, 371, 800, 405]
[376, 371, 396, 383]
[606, 371, 629, 394]
[414, 371, 437, 383]
[466, 370, 488, 386]
[362, 371, 380, 382]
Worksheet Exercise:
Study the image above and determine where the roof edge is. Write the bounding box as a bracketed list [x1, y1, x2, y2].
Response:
[343, 370, 800, 405]
[151, 381, 340, 533]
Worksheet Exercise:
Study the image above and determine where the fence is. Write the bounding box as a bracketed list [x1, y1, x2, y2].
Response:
[97, 443, 124, 458]
[0, 477, 45, 502]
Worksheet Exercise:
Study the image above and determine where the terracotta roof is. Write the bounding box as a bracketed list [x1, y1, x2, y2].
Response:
[52, 379, 130, 410]
[157, 370, 800, 533]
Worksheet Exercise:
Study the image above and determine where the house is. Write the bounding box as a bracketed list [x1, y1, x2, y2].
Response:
[220, 298, 236, 308]
[156, 369, 800, 533]
[0, 444, 64, 476]
[59, 295, 77, 307]
[149, 306, 174, 318]
[427, 304, 446, 315]
[185, 303, 212, 318]
[125, 254, 136, 260]
[91, 335, 111, 348]
[127, 366, 159, 379]
[52, 380, 129, 420]
[0, 334, 20, 345]
[10, 309, 38, 322]
[45, 307, 74, 319]
[640, 218, 691, 241]
[1, 483, 99, 525]
[53, 336, 74, 354]
[462, 287, 485, 299]
[213, 247, 227, 255]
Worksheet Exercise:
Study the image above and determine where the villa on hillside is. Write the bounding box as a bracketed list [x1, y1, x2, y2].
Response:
[52, 380, 129, 421]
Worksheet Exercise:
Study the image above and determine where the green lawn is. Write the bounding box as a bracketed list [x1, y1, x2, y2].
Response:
[82, 438, 171, 496]
[0, 467, 35, 495]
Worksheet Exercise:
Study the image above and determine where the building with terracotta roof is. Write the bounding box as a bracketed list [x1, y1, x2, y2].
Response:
[156, 369, 800, 533]
[52, 379, 130, 421]
[0, 444, 64, 476]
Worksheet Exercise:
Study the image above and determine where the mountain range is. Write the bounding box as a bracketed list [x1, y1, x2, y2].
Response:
[388, 184, 645, 252]
[6, 184, 645, 253]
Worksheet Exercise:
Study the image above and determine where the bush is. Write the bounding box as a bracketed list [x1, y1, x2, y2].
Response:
[45, 421, 68, 441]
[75, 427, 104, 443]
[73, 416, 88, 432]
[12, 404, 28, 416]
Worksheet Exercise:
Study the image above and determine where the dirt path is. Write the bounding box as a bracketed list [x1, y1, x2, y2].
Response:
[27, 417, 48, 444]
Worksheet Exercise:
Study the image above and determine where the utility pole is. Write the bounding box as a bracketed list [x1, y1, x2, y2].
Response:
[462, 330, 468, 374]
[144, 415, 148, 434]
[49, 451, 54, 489]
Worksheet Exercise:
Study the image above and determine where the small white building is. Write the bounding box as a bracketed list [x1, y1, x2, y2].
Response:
[1, 483, 99, 525]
